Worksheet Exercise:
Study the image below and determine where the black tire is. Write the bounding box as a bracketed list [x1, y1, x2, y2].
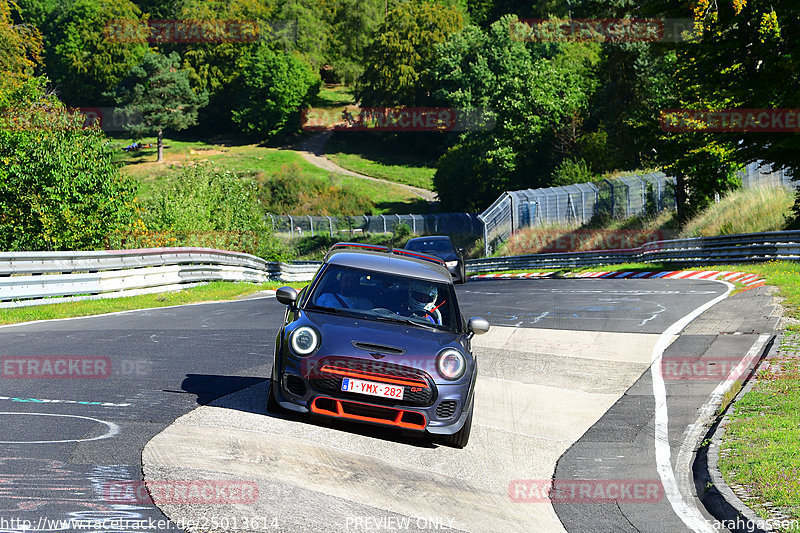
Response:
[266, 379, 283, 414]
[440, 403, 473, 448]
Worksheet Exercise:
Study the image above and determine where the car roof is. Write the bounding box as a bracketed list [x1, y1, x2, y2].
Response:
[325, 250, 452, 284]
[406, 235, 452, 242]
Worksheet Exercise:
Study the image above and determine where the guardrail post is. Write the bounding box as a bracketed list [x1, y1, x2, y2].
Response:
[380, 214, 387, 234]
[327, 216, 333, 236]
[308, 215, 314, 236]
[288, 215, 294, 237]
[411, 214, 416, 234]
[268, 214, 275, 231]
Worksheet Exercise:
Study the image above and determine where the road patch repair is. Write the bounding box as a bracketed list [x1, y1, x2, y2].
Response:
[140, 278, 778, 532]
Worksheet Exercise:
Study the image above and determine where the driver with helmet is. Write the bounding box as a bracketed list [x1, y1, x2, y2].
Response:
[406, 282, 442, 325]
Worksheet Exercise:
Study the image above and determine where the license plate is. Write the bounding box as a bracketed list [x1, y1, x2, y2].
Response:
[341, 378, 404, 400]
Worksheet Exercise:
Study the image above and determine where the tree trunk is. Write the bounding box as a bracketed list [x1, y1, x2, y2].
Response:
[157, 129, 164, 162]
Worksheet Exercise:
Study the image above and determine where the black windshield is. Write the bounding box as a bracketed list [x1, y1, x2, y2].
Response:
[307, 265, 459, 333]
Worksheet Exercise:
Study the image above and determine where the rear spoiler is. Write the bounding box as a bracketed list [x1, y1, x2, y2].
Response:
[325, 242, 446, 267]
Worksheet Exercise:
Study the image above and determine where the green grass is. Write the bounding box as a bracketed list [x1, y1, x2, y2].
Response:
[495, 211, 678, 257]
[719, 345, 800, 529]
[315, 84, 355, 108]
[111, 135, 427, 214]
[682, 186, 794, 237]
[312, 84, 356, 120]
[324, 132, 437, 190]
[0, 281, 307, 325]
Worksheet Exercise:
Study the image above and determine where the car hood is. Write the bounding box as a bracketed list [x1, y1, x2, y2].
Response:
[299, 309, 464, 360]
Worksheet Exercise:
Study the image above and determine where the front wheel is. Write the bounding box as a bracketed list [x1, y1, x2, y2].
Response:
[266, 379, 283, 414]
[440, 403, 473, 448]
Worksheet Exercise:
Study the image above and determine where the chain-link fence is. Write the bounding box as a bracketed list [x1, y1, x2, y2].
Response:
[739, 161, 794, 188]
[479, 173, 677, 255]
[266, 213, 483, 238]
[265, 161, 794, 256]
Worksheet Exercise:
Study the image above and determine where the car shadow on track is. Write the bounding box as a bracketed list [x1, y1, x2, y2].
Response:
[181, 374, 437, 449]
[181, 374, 267, 409]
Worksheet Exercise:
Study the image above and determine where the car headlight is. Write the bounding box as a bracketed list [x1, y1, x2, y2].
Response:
[437, 348, 466, 380]
[445, 261, 458, 268]
[290, 326, 319, 356]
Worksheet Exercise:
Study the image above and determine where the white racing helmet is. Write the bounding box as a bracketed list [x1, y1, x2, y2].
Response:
[408, 283, 441, 324]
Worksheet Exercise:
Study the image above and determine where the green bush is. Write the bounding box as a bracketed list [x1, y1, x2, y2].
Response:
[123, 163, 291, 261]
[0, 77, 137, 251]
[393, 222, 411, 239]
[258, 163, 373, 216]
[231, 45, 321, 140]
[552, 158, 594, 186]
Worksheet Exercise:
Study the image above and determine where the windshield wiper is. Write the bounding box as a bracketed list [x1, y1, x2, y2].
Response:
[370, 314, 438, 330]
[308, 305, 349, 315]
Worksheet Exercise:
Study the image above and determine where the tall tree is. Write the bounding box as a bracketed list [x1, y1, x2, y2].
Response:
[0, 0, 43, 80]
[430, 16, 600, 210]
[177, 0, 278, 131]
[357, 0, 464, 106]
[230, 44, 320, 140]
[653, 0, 800, 218]
[326, 0, 386, 84]
[44, 0, 149, 106]
[110, 51, 208, 161]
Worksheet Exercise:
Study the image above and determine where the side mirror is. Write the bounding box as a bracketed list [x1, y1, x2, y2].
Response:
[275, 286, 298, 306]
[468, 317, 490, 335]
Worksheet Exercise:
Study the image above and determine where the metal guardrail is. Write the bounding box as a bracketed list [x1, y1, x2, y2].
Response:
[466, 230, 800, 273]
[3, 230, 798, 308]
[0, 248, 322, 309]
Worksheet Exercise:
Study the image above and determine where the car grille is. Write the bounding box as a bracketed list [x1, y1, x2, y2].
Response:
[309, 357, 437, 407]
[436, 400, 457, 419]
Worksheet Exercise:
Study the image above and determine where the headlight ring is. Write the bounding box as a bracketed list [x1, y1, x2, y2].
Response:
[436, 348, 466, 380]
[290, 326, 319, 356]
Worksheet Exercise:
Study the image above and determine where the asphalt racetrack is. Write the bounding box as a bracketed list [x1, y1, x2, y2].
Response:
[0, 277, 772, 533]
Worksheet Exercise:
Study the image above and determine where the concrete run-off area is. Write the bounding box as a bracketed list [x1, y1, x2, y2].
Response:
[141, 278, 750, 533]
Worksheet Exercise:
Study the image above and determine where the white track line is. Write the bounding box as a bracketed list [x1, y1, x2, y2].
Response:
[650, 280, 733, 533]
[673, 333, 771, 532]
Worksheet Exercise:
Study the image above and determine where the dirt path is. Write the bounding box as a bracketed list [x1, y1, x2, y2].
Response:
[288, 132, 438, 202]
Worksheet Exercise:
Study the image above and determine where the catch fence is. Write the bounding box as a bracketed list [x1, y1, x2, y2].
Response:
[479, 173, 677, 255]
[480, 162, 796, 256]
